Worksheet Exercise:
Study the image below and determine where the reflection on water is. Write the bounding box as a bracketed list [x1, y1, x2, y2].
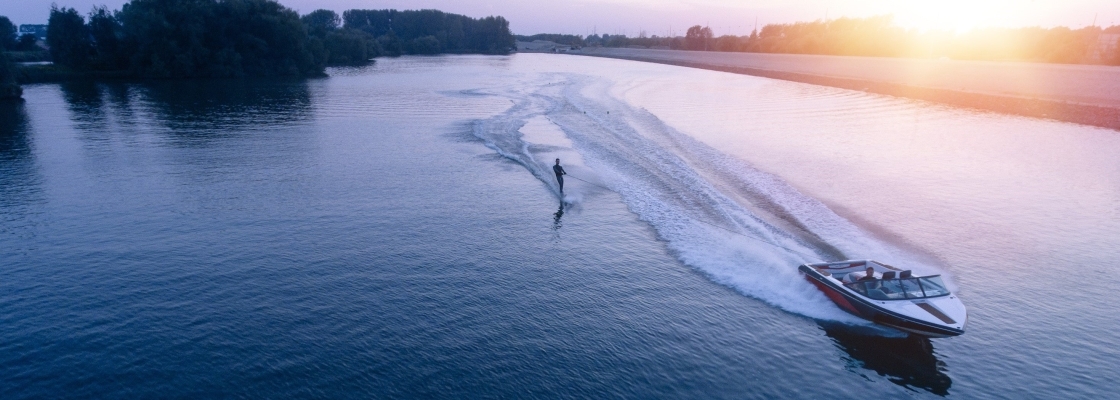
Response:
[0, 101, 30, 156]
[0, 101, 41, 250]
[822, 324, 952, 396]
[53, 79, 321, 217]
[58, 82, 121, 147]
[136, 79, 314, 133]
[56, 79, 315, 144]
[59, 81, 108, 123]
[6, 55, 1116, 399]
[553, 203, 564, 229]
[0, 102, 38, 207]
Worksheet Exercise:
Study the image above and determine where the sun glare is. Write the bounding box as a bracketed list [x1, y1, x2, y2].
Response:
[889, 0, 1026, 32]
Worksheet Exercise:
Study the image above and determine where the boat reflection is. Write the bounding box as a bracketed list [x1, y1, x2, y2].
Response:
[821, 323, 953, 396]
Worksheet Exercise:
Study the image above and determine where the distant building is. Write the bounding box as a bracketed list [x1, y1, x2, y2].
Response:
[18, 24, 48, 40]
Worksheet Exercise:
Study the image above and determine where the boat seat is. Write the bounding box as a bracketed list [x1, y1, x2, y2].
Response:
[900, 270, 912, 279]
[882, 271, 896, 280]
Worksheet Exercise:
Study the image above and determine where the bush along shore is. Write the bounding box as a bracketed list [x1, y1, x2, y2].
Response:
[1, 16, 24, 99]
[1, 0, 515, 91]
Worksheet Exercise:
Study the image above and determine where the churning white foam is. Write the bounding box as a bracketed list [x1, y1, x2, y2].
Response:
[467, 73, 944, 326]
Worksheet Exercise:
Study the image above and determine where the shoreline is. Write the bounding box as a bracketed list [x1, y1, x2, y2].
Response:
[15, 64, 132, 84]
[571, 48, 1120, 131]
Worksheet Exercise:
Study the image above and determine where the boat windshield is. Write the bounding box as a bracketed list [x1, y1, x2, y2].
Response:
[844, 276, 950, 300]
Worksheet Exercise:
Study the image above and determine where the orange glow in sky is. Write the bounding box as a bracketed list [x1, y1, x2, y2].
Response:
[847, 0, 1109, 32]
[548, 0, 1120, 35]
[7, 0, 1120, 35]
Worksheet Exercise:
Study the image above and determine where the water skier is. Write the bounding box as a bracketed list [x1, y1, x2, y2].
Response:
[553, 158, 567, 193]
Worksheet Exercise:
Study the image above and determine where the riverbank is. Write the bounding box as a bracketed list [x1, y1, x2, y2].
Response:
[16, 64, 130, 84]
[574, 48, 1120, 130]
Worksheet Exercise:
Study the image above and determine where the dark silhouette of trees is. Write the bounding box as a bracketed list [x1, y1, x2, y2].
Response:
[16, 34, 40, 51]
[746, 17, 1118, 64]
[301, 9, 384, 65]
[583, 33, 677, 49]
[0, 16, 41, 52]
[1108, 26, 1120, 65]
[302, 9, 340, 37]
[2, 15, 28, 98]
[342, 9, 514, 55]
[575, 15, 1120, 65]
[324, 30, 382, 64]
[0, 17, 17, 50]
[45, 0, 326, 77]
[378, 31, 403, 57]
[116, 0, 326, 78]
[47, 7, 94, 68]
[87, 6, 124, 69]
[0, 50, 20, 99]
[469, 16, 516, 54]
[685, 25, 713, 51]
[34, 3, 516, 79]
[515, 34, 584, 47]
[407, 35, 441, 54]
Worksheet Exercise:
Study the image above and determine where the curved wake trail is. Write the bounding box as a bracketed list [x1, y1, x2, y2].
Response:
[469, 74, 938, 325]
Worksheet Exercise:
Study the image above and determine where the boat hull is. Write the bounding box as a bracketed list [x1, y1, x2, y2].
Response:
[801, 265, 965, 338]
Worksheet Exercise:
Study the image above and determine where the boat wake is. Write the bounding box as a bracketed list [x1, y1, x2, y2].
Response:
[467, 74, 942, 325]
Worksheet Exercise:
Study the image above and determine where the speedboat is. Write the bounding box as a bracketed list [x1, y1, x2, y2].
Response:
[799, 260, 966, 337]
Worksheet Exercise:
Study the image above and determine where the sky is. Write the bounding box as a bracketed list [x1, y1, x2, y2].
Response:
[4, 0, 1120, 36]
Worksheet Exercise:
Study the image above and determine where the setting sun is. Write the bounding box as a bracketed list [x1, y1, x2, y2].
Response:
[891, 0, 1007, 32]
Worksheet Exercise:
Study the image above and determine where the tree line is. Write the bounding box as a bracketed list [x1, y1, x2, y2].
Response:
[515, 34, 585, 47]
[2, 0, 515, 87]
[341, 9, 514, 56]
[577, 16, 1120, 65]
[1, 16, 26, 99]
[1, 17, 44, 52]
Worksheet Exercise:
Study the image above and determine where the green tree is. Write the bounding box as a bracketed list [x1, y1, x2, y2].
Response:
[685, 25, 713, 51]
[303, 9, 381, 65]
[343, 9, 513, 55]
[378, 31, 403, 57]
[469, 16, 514, 54]
[302, 9, 340, 37]
[117, 0, 326, 78]
[88, 6, 125, 70]
[0, 16, 16, 50]
[516, 34, 584, 47]
[47, 6, 93, 68]
[323, 28, 382, 64]
[407, 35, 440, 55]
[16, 34, 39, 51]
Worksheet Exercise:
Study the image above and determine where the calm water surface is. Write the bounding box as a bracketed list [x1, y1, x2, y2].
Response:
[1, 54, 1117, 398]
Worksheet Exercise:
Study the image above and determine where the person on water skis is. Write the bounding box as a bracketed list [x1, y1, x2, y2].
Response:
[553, 158, 567, 193]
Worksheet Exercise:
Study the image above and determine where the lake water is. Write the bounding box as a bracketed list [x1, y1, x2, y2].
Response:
[2, 54, 1118, 398]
